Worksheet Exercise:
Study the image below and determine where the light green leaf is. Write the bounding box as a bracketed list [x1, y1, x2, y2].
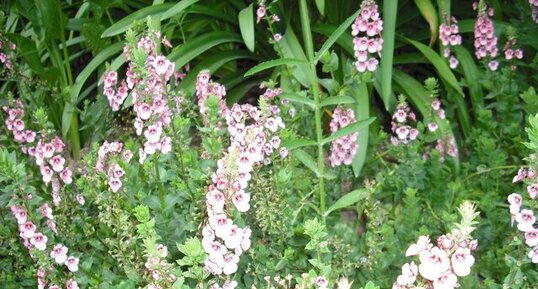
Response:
[279, 26, 312, 87]
[168, 32, 242, 69]
[324, 189, 367, 217]
[161, 0, 199, 20]
[282, 138, 317, 150]
[315, 0, 325, 16]
[414, 0, 439, 46]
[454, 46, 484, 110]
[321, 117, 375, 145]
[351, 81, 370, 178]
[292, 149, 320, 177]
[314, 9, 360, 63]
[244, 58, 310, 77]
[238, 3, 255, 52]
[279, 92, 315, 108]
[101, 4, 175, 38]
[319, 95, 355, 107]
[379, 0, 398, 111]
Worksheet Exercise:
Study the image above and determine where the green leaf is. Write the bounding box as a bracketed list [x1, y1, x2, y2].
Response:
[279, 26, 312, 87]
[244, 58, 310, 77]
[168, 31, 242, 69]
[321, 117, 375, 145]
[312, 24, 354, 55]
[34, 0, 66, 40]
[315, 0, 325, 16]
[238, 3, 255, 52]
[161, 0, 199, 20]
[351, 81, 370, 178]
[454, 46, 484, 110]
[324, 189, 367, 217]
[379, 0, 398, 111]
[282, 138, 317, 150]
[101, 4, 175, 38]
[7, 34, 43, 72]
[319, 95, 355, 107]
[405, 37, 465, 96]
[361, 281, 380, 289]
[292, 149, 320, 177]
[279, 92, 315, 108]
[314, 9, 360, 63]
[414, 0, 439, 46]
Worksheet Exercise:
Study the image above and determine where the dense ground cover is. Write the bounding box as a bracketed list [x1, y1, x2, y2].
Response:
[0, 0, 537, 288]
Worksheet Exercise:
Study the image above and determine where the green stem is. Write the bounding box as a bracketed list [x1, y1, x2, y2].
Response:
[155, 154, 166, 210]
[299, 0, 326, 222]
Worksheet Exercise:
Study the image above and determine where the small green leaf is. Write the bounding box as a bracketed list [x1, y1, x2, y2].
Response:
[282, 138, 317, 150]
[321, 117, 375, 145]
[279, 92, 315, 108]
[325, 189, 367, 217]
[244, 58, 310, 77]
[319, 95, 355, 107]
[161, 0, 199, 20]
[292, 149, 320, 177]
[238, 3, 255, 52]
[315, 0, 325, 16]
[314, 9, 360, 63]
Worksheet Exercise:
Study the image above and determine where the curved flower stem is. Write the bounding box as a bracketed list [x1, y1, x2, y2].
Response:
[299, 0, 326, 223]
[462, 165, 523, 183]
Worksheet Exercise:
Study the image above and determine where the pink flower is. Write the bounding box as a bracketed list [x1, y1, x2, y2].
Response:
[65, 256, 79, 272]
[66, 279, 79, 289]
[433, 272, 458, 289]
[525, 229, 538, 247]
[528, 184, 538, 198]
[406, 235, 431, 256]
[451, 247, 475, 276]
[222, 253, 239, 275]
[394, 109, 407, 123]
[232, 190, 250, 212]
[428, 122, 439, 132]
[30, 233, 48, 250]
[437, 235, 453, 250]
[528, 246, 538, 263]
[152, 56, 171, 75]
[19, 221, 36, 238]
[273, 33, 282, 42]
[14, 210, 28, 225]
[418, 246, 450, 280]
[396, 262, 418, 286]
[50, 155, 65, 172]
[108, 178, 122, 193]
[256, 5, 266, 23]
[40, 166, 53, 184]
[488, 60, 499, 71]
[314, 276, 329, 289]
[60, 168, 72, 184]
[50, 244, 68, 264]
[513, 168, 527, 183]
[40, 203, 54, 219]
[515, 209, 536, 232]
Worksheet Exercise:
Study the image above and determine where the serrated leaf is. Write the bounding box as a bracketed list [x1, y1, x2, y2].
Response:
[292, 149, 320, 177]
[321, 117, 375, 145]
[324, 189, 367, 217]
[238, 3, 255, 52]
[244, 58, 310, 77]
[314, 9, 360, 63]
[319, 95, 355, 107]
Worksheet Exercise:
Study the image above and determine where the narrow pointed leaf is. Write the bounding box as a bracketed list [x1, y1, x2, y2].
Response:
[351, 81, 370, 177]
[315, 0, 325, 16]
[380, 0, 398, 111]
[319, 95, 356, 107]
[292, 149, 320, 177]
[238, 3, 255, 52]
[161, 0, 199, 20]
[314, 9, 360, 63]
[279, 92, 316, 108]
[244, 58, 310, 77]
[282, 138, 317, 150]
[414, 0, 439, 46]
[101, 4, 174, 38]
[324, 189, 367, 216]
[322, 117, 375, 145]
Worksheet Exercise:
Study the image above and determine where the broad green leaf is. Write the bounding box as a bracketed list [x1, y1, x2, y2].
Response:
[454, 46, 484, 110]
[380, 0, 398, 111]
[315, 0, 325, 16]
[279, 92, 315, 108]
[168, 32, 242, 69]
[282, 138, 317, 150]
[279, 26, 312, 87]
[7, 34, 43, 72]
[319, 95, 355, 107]
[34, 0, 66, 40]
[101, 4, 174, 38]
[351, 81, 370, 178]
[161, 0, 199, 20]
[238, 3, 255, 52]
[324, 189, 367, 216]
[314, 9, 360, 63]
[414, 0, 438, 46]
[244, 58, 310, 77]
[292, 149, 320, 177]
[405, 37, 465, 96]
[321, 117, 375, 145]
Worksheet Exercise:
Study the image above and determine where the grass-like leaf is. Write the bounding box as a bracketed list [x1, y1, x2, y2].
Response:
[324, 188, 367, 217]
[101, 4, 174, 38]
[380, 0, 398, 111]
[244, 58, 310, 77]
[161, 0, 199, 20]
[414, 0, 438, 46]
[351, 81, 370, 178]
[313, 9, 360, 63]
[292, 149, 320, 177]
[319, 95, 356, 107]
[238, 3, 255, 52]
[321, 117, 375, 145]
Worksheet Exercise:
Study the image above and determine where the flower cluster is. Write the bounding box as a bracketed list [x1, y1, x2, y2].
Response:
[96, 141, 132, 193]
[144, 244, 178, 288]
[3, 100, 72, 205]
[393, 201, 479, 289]
[439, 17, 462, 69]
[196, 70, 228, 126]
[103, 31, 176, 159]
[509, 167, 538, 263]
[503, 38, 524, 61]
[473, 2, 499, 70]
[0, 32, 16, 70]
[201, 76, 285, 276]
[256, 1, 282, 42]
[328, 107, 358, 167]
[351, 0, 383, 73]
[426, 97, 457, 158]
[390, 101, 419, 145]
